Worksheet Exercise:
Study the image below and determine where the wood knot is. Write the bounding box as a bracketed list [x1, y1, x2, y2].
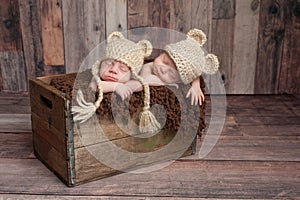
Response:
[4, 19, 13, 29]
[293, 4, 300, 18]
[269, 4, 279, 15]
[251, 0, 259, 11]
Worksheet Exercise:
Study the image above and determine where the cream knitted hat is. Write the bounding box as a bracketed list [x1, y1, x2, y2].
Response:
[165, 29, 219, 84]
[72, 31, 161, 134]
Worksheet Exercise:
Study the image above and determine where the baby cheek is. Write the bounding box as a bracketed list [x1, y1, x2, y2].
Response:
[119, 71, 131, 82]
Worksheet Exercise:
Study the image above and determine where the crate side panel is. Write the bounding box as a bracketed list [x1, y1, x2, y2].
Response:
[29, 79, 66, 134]
[33, 132, 69, 185]
[31, 113, 67, 158]
[74, 132, 195, 185]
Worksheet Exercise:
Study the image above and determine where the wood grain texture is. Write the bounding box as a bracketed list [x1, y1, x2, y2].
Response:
[169, 0, 191, 33]
[0, 114, 31, 133]
[255, 0, 285, 94]
[0, 52, 27, 91]
[213, 0, 235, 19]
[0, 0, 22, 52]
[1, 94, 300, 198]
[191, 0, 213, 51]
[62, 0, 106, 73]
[29, 78, 67, 134]
[279, 0, 300, 93]
[231, 0, 260, 94]
[210, 19, 234, 94]
[0, 133, 33, 158]
[18, 0, 44, 78]
[106, 0, 127, 35]
[1, 158, 299, 199]
[39, 0, 64, 66]
[128, 0, 149, 29]
[0, 93, 30, 114]
[33, 132, 69, 185]
[148, 0, 170, 28]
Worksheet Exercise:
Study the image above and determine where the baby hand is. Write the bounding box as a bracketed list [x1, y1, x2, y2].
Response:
[186, 86, 205, 106]
[115, 83, 133, 100]
[88, 80, 97, 92]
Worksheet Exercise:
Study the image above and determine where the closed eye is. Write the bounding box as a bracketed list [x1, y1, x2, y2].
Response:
[119, 64, 129, 72]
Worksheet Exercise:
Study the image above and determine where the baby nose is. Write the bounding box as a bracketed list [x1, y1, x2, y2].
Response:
[161, 66, 167, 74]
[109, 63, 119, 73]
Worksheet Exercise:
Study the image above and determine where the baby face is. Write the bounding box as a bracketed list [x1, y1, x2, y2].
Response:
[152, 52, 181, 84]
[99, 59, 131, 83]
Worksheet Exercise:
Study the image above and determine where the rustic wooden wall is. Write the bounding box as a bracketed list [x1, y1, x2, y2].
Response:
[0, 0, 299, 94]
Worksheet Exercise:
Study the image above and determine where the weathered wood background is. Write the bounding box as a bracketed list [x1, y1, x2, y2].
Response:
[0, 0, 299, 94]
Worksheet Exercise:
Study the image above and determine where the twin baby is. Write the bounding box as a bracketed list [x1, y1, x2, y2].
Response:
[72, 29, 219, 134]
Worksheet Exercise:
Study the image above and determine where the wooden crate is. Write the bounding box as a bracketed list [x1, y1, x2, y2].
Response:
[29, 73, 204, 187]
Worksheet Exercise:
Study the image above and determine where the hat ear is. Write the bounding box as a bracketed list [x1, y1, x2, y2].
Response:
[107, 31, 124, 43]
[204, 53, 219, 74]
[137, 40, 153, 57]
[187, 29, 207, 46]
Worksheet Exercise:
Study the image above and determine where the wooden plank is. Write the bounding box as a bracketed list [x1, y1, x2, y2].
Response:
[0, 194, 214, 200]
[0, 67, 3, 91]
[213, 0, 235, 19]
[0, 93, 30, 114]
[18, 0, 44, 79]
[29, 79, 66, 134]
[62, 0, 106, 73]
[31, 112, 67, 158]
[1, 158, 300, 199]
[234, 115, 300, 126]
[0, 52, 27, 92]
[239, 125, 300, 137]
[33, 133, 69, 185]
[128, 0, 149, 29]
[105, 0, 127, 35]
[0, 0, 22, 52]
[279, 0, 300, 93]
[255, 0, 285, 94]
[39, 0, 64, 66]
[191, 0, 213, 51]
[0, 114, 31, 133]
[198, 135, 300, 162]
[169, 0, 191, 33]
[210, 0, 235, 94]
[43, 65, 65, 75]
[210, 19, 234, 93]
[148, 0, 170, 28]
[231, 0, 260, 94]
[0, 133, 33, 158]
[130, 0, 170, 53]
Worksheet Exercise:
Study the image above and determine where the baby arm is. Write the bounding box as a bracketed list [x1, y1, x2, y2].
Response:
[186, 77, 205, 106]
[89, 79, 132, 100]
[125, 75, 166, 92]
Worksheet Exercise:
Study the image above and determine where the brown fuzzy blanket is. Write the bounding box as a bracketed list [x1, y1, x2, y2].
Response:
[50, 70, 206, 136]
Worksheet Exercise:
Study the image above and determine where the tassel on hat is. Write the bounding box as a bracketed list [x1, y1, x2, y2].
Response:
[71, 60, 103, 123]
[131, 70, 161, 134]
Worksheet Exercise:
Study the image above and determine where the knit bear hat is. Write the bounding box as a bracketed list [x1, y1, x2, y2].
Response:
[164, 29, 219, 84]
[103, 31, 152, 74]
[72, 31, 161, 134]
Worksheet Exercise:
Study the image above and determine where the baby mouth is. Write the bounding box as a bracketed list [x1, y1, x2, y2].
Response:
[104, 76, 118, 81]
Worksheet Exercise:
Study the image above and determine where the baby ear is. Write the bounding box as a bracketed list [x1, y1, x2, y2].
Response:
[204, 53, 220, 74]
[187, 29, 207, 46]
[137, 40, 153, 57]
[107, 31, 124, 43]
